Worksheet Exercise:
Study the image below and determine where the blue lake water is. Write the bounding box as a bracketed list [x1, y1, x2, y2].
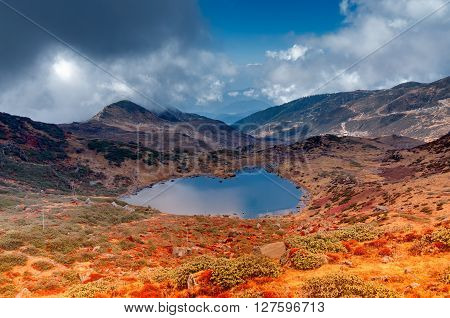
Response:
[122, 168, 305, 218]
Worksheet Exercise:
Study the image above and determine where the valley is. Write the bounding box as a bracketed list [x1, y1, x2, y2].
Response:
[0, 79, 449, 298]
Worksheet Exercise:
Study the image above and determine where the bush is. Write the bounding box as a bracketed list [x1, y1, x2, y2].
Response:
[0, 253, 27, 272]
[411, 227, 450, 254]
[31, 260, 54, 271]
[440, 267, 450, 284]
[303, 274, 398, 298]
[172, 255, 280, 289]
[285, 234, 346, 253]
[430, 228, 450, 247]
[291, 250, 327, 270]
[332, 224, 381, 242]
[64, 279, 113, 298]
[0, 233, 25, 251]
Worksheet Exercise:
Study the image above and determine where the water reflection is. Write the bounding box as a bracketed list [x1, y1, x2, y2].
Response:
[122, 168, 304, 218]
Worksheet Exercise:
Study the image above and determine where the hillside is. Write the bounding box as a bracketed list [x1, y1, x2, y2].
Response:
[61, 100, 255, 152]
[0, 131, 448, 298]
[234, 76, 450, 142]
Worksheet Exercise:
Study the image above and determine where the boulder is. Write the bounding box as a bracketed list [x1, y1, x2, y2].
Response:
[255, 242, 286, 259]
[375, 205, 388, 212]
[16, 288, 32, 298]
[172, 247, 192, 258]
[123, 205, 135, 212]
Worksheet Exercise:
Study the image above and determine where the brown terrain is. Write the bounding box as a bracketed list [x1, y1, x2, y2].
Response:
[0, 98, 449, 298]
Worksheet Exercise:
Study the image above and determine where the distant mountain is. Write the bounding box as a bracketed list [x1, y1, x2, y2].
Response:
[61, 100, 254, 151]
[234, 76, 450, 142]
[187, 88, 273, 124]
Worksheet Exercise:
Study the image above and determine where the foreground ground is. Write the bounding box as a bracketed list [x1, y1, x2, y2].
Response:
[0, 134, 449, 297]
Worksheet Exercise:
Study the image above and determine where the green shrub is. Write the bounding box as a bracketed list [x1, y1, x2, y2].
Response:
[211, 255, 280, 289]
[285, 234, 346, 253]
[118, 240, 135, 250]
[64, 279, 112, 298]
[0, 253, 27, 272]
[430, 228, 450, 247]
[303, 273, 398, 298]
[172, 255, 280, 289]
[332, 224, 381, 242]
[291, 251, 327, 270]
[47, 237, 80, 254]
[0, 233, 25, 250]
[32, 260, 54, 271]
[0, 196, 20, 209]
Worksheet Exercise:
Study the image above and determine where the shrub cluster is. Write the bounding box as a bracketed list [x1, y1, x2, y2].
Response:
[171, 255, 280, 289]
[331, 224, 381, 242]
[410, 227, 450, 254]
[303, 273, 398, 298]
[285, 234, 346, 253]
[64, 279, 113, 298]
[429, 228, 450, 247]
[290, 250, 327, 270]
[0, 253, 27, 272]
[31, 260, 55, 271]
[0, 232, 25, 251]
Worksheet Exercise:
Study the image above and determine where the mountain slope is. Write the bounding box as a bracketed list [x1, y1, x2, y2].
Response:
[61, 100, 254, 151]
[234, 76, 450, 142]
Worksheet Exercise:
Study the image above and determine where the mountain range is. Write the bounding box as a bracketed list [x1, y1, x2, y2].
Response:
[61, 100, 254, 152]
[234, 76, 450, 142]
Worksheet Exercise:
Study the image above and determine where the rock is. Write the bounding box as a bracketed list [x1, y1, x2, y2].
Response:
[78, 270, 93, 283]
[111, 201, 119, 208]
[375, 205, 388, 212]
[342, 260, 353, 266]
[409, 282, 420, 289]
[16, 288, 32, 298]
[172, 247, 192, 258]
[255, 242, 286, 259]
[123, 205, 135, 212]
[381, 256, 393, 263]
[274, 223, 282, 229]
[404, 267, 412, 274]
[256, 223, 262, 229]
[85, 198, 92, 205]
[92, 246, 101, 252]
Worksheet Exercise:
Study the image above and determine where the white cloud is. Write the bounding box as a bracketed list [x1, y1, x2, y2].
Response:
[266, 44, 309, 61]
[243, 88, 258, 98]
[259, 0, 450, 104]
[0, 42, 236, 122]
[227, 91, 240, 97]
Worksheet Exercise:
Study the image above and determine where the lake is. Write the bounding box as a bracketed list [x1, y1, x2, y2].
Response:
[122, 168, 305, 218]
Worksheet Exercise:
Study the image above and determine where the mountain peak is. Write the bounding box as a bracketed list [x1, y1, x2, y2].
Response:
[90, 100, 163, 125]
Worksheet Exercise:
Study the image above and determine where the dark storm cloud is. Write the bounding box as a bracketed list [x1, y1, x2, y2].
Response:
[0, 0, 206, 78]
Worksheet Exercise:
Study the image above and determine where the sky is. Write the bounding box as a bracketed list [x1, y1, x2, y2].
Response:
[0, 0, 449, 123]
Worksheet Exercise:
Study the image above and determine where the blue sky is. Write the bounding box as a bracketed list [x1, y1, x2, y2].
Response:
[199, 0, 344, 63]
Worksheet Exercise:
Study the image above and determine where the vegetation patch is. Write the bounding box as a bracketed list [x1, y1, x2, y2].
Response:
[31, 260, 55, 271]
[64, 279, 113, 298]
[332, 224, 381, 242]
[285, 234, 346, 253]
[303, 273, 398, 298]
[0, 254, 27, 272]
[290, 250, 327, 270]
[171, 255, 280, 289]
